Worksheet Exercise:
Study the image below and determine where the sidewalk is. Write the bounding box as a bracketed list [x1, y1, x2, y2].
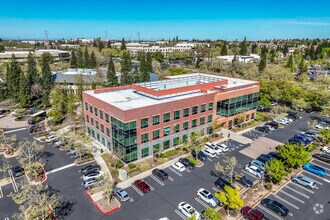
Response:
[90, 141, 113, 181]
[221, 129, 253, 144]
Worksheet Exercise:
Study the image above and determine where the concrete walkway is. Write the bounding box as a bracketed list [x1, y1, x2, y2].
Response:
[91, 141, 113, 181]
[221, 129, 253, 144]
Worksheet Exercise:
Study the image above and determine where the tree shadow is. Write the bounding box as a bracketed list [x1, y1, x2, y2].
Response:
[55, 199, 77, 219]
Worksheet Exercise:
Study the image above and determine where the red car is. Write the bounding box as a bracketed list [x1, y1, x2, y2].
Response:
[134, 179, 151, 193]
[241, 206, 264, 220]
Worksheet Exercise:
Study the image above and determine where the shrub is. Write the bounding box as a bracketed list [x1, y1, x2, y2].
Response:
[128, 163, 136, 170]
[265, 183, 273, 191]
[160, 148, 180, 158]
[159, 158, 168, 163]
[185, 157, 198, 166]
[138, 162, 151, 171]
[115, 161, 124, 169]
[111, 169, 119, 177]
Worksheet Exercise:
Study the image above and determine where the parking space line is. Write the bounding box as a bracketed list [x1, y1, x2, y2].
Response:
[129, 197, 134, 202]
[46, 163, 76, 174]
[195, 197, 209, 209]
[143, 180, 155, 191]
[150, 175, 164, 186]
[186, 169, 191, 173]
[302, 171, 325, 184]
[175, 210, 186, 220]
[168, 176, 174, 181]
[4, 127, 26, 134]
[310, 162, 330, 172]
[5, 217, 10, 220]
[241, 169, 258, 180]
[8, 170, 18, 193]
[168, 167, 183, 177]
[131, 185, 144, 197]
[256, 204, 284, 220]
[207, 158, 213, 162]
[274, 194, 299, 209]
[289, 183, 314, 194]
[285, 185, 310, 198]
[0, 186, 3, 198]
[212, 187, 220, 192]
[278, 191, 305, 203]
[312, 158, 330, 167]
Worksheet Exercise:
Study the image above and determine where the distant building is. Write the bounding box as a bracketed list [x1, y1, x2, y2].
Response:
[59, 44, 80, 49]
[0, 49, 70, 62]
[217, 54, 260, 63]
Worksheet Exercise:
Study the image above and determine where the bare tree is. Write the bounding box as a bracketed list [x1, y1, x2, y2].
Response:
[0, 158, 11, 179]
[215, 156, 240, 184]
[100, 174, 115, 205]
[17, 140, 44, 166]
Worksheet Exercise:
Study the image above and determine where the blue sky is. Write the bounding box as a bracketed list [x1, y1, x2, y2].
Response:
[1, 0, 330, 40]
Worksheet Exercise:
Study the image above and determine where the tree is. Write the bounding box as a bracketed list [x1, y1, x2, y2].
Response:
[266, 159, 287, 184]
[298, 58, 307, 75]
[282, 43, 289, 56]
[146, 52, 153, 72]
[48, 85, 66, 124]
[202, 207, 222, 220]
[139, 52, 149, 82]
[90, 51, 97, 68]
[77, 48, 84, 68]
[91, 81, 96, 89]
[40, 53, 53, 107]
[100, 175, 115, 205]
[70, 50, 77, 68]
[286, 54, 296, 72]
[107, 40, 112, 48]
[98, 40, 104, 53]
[0, 158, 11, 180]
[0, 44, 5, 52]
[220, 41, 228, 56]
[318, 129, 330, 144]
[239, 37, 248, 55]
[186, 131, 207, 161]
[17, 140, 44, 166]
[120, 38, 127, 50]
[131, 66, 140, 83]
[269, 49, 276, 63]
[84, 46, 90, 68]
[215, 156, 239, 184]
[215, 185, 244, 215]
[277, 143, 309, 168]
[19, 71, 29, 107]
[251, 43, 258, 54]
[120, 51, 131, 85]
[7, 54, 21, 99]
[259, 51, 267, 72]
[107, 56, 118, 87]
[259, 96, 271, 107]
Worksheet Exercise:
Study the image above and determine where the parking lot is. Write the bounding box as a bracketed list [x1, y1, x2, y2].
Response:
[256, 157, 330, 220]
[242, 130, 265, 141]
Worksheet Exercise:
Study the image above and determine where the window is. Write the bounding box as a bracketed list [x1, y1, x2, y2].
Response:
[99, 110, 103, 120]
[174, 110, 180, 120]
[174, 124, 180, 133]
[163, 140, 170, 150]
[106, 128, 110, 137]
[163, 127, 170, 136]
[85, 102, 88, 110]
[94, 107, 98, 116]
[183, 108, 190, 117]
[163, 113, 170, 123]
[201, 104, 206, 113]
[141, 118, 149, 129]
[251, 113, 255, 119]
[142, 148, 149, 158]
[208, 114, 213, 122]
[89, 105, 93, 113]
[192, 106, 198, 115]
[182, 135, 188, 143]
[183, 121, 189, 130]
[91, 118, 94, 125]
[200, 117, 205, 125]
[86, 115, 89, 122]
[209, 102, 214, 110]
[105, 113, 109, 123]
[101, 124, 104, 133]
[173, 137, 180, 146]
[192, 119, 197, 127]
[95, 121, 99, 129]
[153, 115, 160, 125]
[153, 130, 160, 140]
[246, 114, 250, 121]
[153, 144, 160, 153]
[141, 133, 149, 143]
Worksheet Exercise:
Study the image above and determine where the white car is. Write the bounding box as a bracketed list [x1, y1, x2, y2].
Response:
[196, 188, 220, 207]
[172, 162, 186, 172]
[83, 171, 104, 181]
[205, 143, 222, 155]
[264, 125, 275, 131]
[218, 143, 229, 152]
[201, 148, 216, 158]
[315, 122, 330, 130]
[46, 135, 59, 143]
[321, 146, 330, 154]
[245, 164, 264, 179]
[178, 202, 201, 220]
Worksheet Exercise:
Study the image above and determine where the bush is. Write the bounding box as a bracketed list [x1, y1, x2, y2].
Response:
[160, 148, 181, 158]
[185, 157, 197, 166]
[128, 163, 136, 170]
[159, 158, 168, 163]
[138, 162, 151, 171]
[111, 169, 119, 178]
[115, 161, 124, 169]
[265, 183, 273, 191]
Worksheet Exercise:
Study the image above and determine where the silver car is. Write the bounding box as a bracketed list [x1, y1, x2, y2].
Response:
[291, 174, 316, 189]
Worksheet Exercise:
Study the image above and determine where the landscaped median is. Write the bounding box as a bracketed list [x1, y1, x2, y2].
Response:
[85, 189, 120, 214]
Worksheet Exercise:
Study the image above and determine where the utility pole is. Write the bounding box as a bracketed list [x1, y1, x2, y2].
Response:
[138, 32, 140, 43]
[105, 30, 108, 41]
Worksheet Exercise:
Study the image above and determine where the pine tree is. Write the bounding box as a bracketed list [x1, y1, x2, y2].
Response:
[251, 43, 258, 54]
[139, 52, 149, 82]
[120, 51, 131, 85]
[7, 55, 21, 99]
[77, 48, 84, 68]
[90, 51, 97, 68]
[131, 66, 140, 83]
[270, 49, 276, 63]
[84, 46, 89, 68]
[26, 52, 37, 104]
[77, 83, 83, 102]
[98, 41, 104, 53]
[299, 58, 307, 75]
[286, 54, 295, 72]
[220, 41, 228, 55]
[106, 56, 118, 87]
[120, 38, 127, 50]
[283, 43, 289, 56]
[40, 53, 53, 106]
[239, 37, 248, 55]
[146, 52, 153, 72]
[107, 40, 112, 48]
[70, 50, 77, 68]
[19, 72, 28, 107]
[91, 81, 96, 90]
[259, 52, 267, 72]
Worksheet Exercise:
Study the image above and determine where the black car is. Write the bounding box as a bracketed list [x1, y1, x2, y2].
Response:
[261, 198, 289, 216]
[261, 154, 274, 161]
[257, 155, 271, 164]
[214, 177, 235, 190]
[312, 154, 330, 163]
[263, 107, 272, 113]
[265, 121, 279, 129]
[179, 158, 195, 170]
[238, 176, 253, 187]
[268, 151, 283, 160]
[191, 150, 207, 161]
[256, 126, 271, 133]
[81, 165, 101, 174]
[288, 138, 304, 145]
[288, 111, 300, 119]
[12, 166, 24, 177]
[152, 169, 168, 180]
[210, 170, 221, 178]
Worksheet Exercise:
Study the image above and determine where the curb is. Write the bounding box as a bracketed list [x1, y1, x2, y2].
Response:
[85, 189, 120, 215]
[38, 162, 47, 183]
[75, 159, 96, 166]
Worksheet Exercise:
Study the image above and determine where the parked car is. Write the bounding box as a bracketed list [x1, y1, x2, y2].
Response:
[250, 159, 266, 171]
[83, 178, 102, 189]
[294, 134, 313, 143]
[238, 176, 253, 187]
[178, 202, 201, 219]
[245, 164, 264, 179]
[291, 174, 316, 189]
[172, 162, 186, 172]
[82, 171, 104, 181]
[261, 198, 289, 216]
[288, 111, 300, 119]
[257, 155, 271, 164]
[45, 135, 59, 143]
[152, 169, 169, 180]
[241, 206, 265, 220]
[214, 177, 235, 190]
[288, 138, 305, 145]
[81, 165, 101, 175]
[205, 143, 222, 155]
[12, 166, 24, 177]
[265, 121, 279, 129]
[267, 151, 283, 160]
[114, 187, 130, 201]
[299, 132, 317, 140]
[312, 153, 330, 163]
[201, 148, 216, 158]
[255, 126, 271, 133]
[134, 179, 151, 193]
[303, 164, 327, 177]
[196, 188, 220, 207]
[53, 141, 67, 148]
[315, 121, 330, 130]
[179, 158, 195, 170]
[210, 170, 221, 178]
[321, 146, 330, 154]
[264, 125, 275, 131]
[218, 143, 229, 152]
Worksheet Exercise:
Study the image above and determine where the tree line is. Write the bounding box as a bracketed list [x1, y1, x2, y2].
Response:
[70, 46, 97, 69]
